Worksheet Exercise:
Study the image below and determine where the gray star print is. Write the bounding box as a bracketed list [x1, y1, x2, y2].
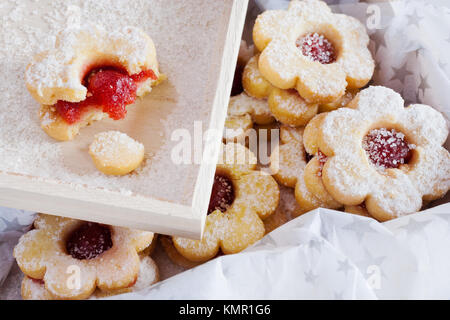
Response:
[304, 270, 318, 285]
[0, 216, 25, 232]
[337, 258, 353, 277]
[406, 10, 423, 29]
[357, 249, 387, 280]
[392, 61, 413, 84]
[308, 238, 322, 254]
[438, 60, 447, 71]
[342, 217, 378, 242]
[371, 28, 389, 53]
[399, 217, 432, 236]
[418, 74, 431, 93]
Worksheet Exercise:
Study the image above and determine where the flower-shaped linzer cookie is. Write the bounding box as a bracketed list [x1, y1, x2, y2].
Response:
[172, 143, 280, 263]
[316, 86, 450, 221]
[14, 214, 154, 299]
[269, 124, 341, 213]
[253, 0, 374, 103]
[224, 93, 275, 142]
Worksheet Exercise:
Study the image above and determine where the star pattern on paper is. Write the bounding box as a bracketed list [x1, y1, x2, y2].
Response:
[438, 59, 448, 71]
[357, 249, 387, 280]
[371, 28, 388, 54]
[406, 9, 423, 29]
[0, 216, 24, 232]
[304, 269, 318, 285]
[391, 61, 414, 84]
[342, 217, 378, 242]
[262, 234, 278, 248]
[337, 258, 353, 277]
[399, 217, 432, 236]
[308, 238, 323, 254]
[418, 74, 431, 93]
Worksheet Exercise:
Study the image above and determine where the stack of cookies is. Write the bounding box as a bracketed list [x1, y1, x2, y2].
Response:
[12, 0, 450, 299]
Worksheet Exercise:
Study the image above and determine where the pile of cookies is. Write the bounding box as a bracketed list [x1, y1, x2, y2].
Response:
[224, 0, 449, 223]
[12, 0, 449, 299]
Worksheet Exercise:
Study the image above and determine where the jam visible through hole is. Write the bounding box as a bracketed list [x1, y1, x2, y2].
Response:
[66, 222, 113, 260]
[296, 33, 337, 64]
[55, 67, 157, 124]
[363, 128, 414, 170]
[316, 150, 328, 177]
[208, 173, 235, 215]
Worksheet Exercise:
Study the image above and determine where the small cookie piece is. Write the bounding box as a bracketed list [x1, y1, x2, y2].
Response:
[21, 256, 159, 300]
[242, 54, 274, 99]
[316, 86, 450, 221]
[224, 93, 275, 143]
[172, 143, 280, 263]
[14, 214, 154, 300]
[253, 0, 374, 103]
[89, 131, 145, 176]
[26, 24, 164, 141]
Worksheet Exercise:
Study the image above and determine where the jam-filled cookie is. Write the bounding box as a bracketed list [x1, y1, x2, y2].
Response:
[14, 214, 155, 299]
[21, 255, 159, 300]
[224, 92, 275, 142]
[26, 24, 164, 141]
[314, 86, 450, 221]
[270, 125, 342, 214]
[89, 131, 145, 176]
[170, 143, 280, 263]
[253, 0, 374, 103]
[242, 54, 319, 127]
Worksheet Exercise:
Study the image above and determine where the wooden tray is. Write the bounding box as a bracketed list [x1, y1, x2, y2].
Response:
[0, 0, 249, 239]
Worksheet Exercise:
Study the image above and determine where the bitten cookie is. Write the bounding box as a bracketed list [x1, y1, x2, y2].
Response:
[26, 24, 164, 141]
[171, 143, 280, 263]
[89, 131, 145, 176]
[253, 0, 374, 103]
[315, 86, 450, 221]
[14, 214, 154, 300]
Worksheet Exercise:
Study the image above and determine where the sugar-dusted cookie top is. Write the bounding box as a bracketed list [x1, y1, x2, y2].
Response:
[26, 24, 161, 106]
[316, 86, 449, 221]
[89, 131, 145, 176]
[253, 0, 374, 103]
[14, 214, 154, 299]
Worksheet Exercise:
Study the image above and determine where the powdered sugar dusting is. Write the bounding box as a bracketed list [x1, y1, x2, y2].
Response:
[89, 131, 144, 163]
[0, 0, 228, 205]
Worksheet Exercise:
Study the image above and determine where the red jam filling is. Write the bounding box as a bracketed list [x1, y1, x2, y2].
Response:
[317, 150, 328, 177]
[363, 128, 413, 169]
[55, 67, 157, 124]
[31, 278, 45, 285]
[208, 173, 235, 215]
[296, 33, 337, 64]
[66, 222, 113, 260]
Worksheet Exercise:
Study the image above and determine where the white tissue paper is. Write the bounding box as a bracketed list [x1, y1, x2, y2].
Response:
[0, 0, 449, 299]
